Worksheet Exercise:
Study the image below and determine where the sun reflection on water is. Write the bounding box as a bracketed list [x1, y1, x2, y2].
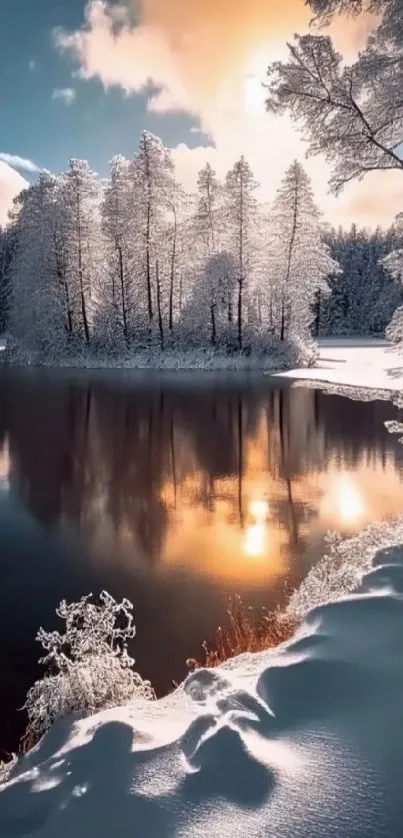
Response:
[244, 499, 270, 558]
[321, 472, 366, 529]
[0, 436, 10, 492]
[338, 474, 366, 523]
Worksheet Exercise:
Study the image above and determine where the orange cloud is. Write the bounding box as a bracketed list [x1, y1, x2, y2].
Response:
[137, 0, 310, 106]
[0, 162, 27, 226]
[55, 1, 395, 227]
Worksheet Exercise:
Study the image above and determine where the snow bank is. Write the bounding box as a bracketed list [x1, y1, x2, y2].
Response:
[5, 334, 316, 372]
[2, 524, 403, 836]
[279, 337, 403, 395]
[287, 517, 403, 619]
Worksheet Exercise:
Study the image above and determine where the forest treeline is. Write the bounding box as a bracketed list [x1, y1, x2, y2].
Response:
[0, 131, 402, 363]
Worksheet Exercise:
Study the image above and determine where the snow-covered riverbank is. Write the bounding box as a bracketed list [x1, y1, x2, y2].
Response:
[4, 339, 402, 397]
[2, 518, 403, 837]
[280, 338, 403, 398]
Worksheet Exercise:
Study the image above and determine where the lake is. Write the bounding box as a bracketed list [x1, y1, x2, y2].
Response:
[1, 367, 403, 756]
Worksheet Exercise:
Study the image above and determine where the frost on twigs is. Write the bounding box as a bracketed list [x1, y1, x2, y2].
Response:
[287, 519, 403, 620]
[384, 420, 403, 434]
[24, 591, 155, 742]
[0, 756, 16, 785]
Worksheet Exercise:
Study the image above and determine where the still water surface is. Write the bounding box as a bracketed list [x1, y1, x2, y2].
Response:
[1, 368, 403, 754]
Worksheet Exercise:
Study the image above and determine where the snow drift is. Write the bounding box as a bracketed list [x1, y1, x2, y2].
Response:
[2, 534, 403, 836]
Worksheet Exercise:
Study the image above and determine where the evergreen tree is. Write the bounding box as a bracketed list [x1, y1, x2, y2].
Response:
[8, 174, 67, 355]
[321, 224, 403, 336]
[59, 160, 104, 345]
[184, 163, 235, 345]
[0, 224, 17, 334]
[267, 161, 337, 341]
[224, 157, 260, 350]
[129, 132, 176, 334]
[383, 214, 403, 345]
[102, 156, 132, 343]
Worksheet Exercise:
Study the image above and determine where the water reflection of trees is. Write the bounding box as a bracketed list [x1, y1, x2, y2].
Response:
[1, 371, 403, 567]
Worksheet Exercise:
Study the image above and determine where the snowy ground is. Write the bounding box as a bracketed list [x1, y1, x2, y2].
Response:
[2, 520, 403, 837]
[280, 337, 403, 396]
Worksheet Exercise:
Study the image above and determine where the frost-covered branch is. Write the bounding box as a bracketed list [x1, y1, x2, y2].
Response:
[266, 32, 403, 193]
[307, 0, 391, 24]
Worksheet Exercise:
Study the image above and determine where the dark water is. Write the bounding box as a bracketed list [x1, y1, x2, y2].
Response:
[1, 367, 403, 755]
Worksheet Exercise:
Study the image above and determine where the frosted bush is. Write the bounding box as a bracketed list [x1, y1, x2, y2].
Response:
[287, 518, 403, 620]
[24, 591, 155, 741]
[0, 756, 16, 785]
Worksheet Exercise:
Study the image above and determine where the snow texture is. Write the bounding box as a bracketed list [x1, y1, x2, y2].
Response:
[2, 521, 403, 836]
[279, 336, 403, 395]
[6, 338, 315, 371]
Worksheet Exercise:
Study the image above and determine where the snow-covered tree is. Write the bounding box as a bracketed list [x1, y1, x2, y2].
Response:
[162, 179, 189, 337]
[182, 163, 235, 345]
[194, 163, 223, 255]
[0, 225, 17, 334]
[183, 250, 237, 346]
[24, 591, 155, 741]
[321, 224, 403, 336]
[0, 228, 7, 332]
[129, 132, 176, 334]
[8, 174, 67, 355]
[309, 0, 393, 21]
[267, 161, 338, 340]
[102, 155, 132, 343]
[383, 215, 403, 283]
[224, 157, 260, 350]
[382, 214, 403, 344]
[266, 2, 403, 193]
[59, 160, 104, 345]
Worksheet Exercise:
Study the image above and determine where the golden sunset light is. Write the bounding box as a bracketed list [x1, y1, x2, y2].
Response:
[2, 0, 403, 822]
[89, 402, 403, 588]
[0, 437, 10, 488]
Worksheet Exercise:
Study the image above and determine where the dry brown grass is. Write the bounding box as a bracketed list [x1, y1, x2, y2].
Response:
[187, 595, 297, 671]
[4, 597, 297, 770]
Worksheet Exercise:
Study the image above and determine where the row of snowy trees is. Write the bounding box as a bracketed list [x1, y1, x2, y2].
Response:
[317, 225, 403, 336]
[2, 131, 402, 358]
[0, 133, 338, 359]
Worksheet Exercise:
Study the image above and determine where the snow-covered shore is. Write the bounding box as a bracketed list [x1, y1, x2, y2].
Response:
[1, 336, 313, 373]
[2, 518, 403, 837]
[4, 339, 403, 398]
[2, 338, 403, 837]
[279, 337, 403, 397]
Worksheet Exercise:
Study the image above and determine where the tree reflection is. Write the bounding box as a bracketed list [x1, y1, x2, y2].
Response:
[1, 372, 403, 580]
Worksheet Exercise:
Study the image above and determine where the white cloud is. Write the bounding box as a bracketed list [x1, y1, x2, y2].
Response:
[29, 59, 37, 71]
[0, 162, 28, 226]
[52, 87, 77, 105]
[53, 0, 396, 227]
[0, 153, 40, 173]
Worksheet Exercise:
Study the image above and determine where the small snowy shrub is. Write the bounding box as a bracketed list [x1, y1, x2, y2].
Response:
[0, 756, 16, 785]
[24, 591, 155, 742]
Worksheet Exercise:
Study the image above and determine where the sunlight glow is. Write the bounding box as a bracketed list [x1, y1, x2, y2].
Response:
[0, 436, 10, 492]
[321, 472, 366, 528]
[244, 497, 269, 557]
[244, 522, 266, 557]
[249, 499, 269, 521]
[243, 48, 269, 114]
[337, 474, 366, 523]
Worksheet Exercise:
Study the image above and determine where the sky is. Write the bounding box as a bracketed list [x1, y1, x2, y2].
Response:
[0, 0, 401, 227]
